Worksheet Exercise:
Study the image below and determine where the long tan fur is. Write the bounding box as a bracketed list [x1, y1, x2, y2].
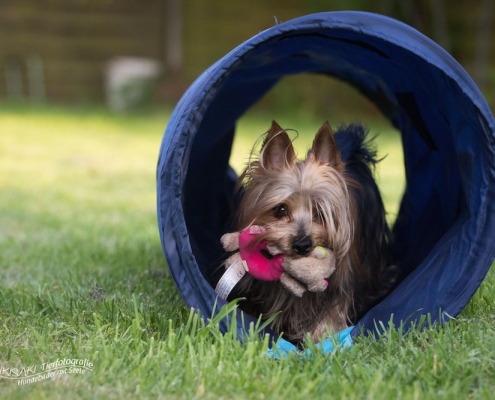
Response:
[232, 121, 361, 342]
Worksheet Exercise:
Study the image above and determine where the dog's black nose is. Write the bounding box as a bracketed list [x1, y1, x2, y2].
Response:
[292, 236, 312, 255]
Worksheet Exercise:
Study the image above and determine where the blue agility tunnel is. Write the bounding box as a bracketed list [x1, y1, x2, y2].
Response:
[157, 11, 495, 347]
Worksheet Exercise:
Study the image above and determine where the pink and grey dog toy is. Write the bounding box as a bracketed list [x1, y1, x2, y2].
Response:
[218, 225, 336, 298]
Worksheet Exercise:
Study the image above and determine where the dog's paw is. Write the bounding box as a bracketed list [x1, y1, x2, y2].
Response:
[310, 307, 348, 342]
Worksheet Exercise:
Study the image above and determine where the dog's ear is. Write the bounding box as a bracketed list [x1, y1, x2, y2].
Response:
[261, 120, 296, 169]
[311, 121, 344, 172]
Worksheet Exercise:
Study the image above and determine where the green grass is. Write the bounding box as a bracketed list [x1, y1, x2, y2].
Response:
[1, 104, 494, 399]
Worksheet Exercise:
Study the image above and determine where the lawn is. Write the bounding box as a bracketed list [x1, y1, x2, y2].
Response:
[0, 104, 494, 399]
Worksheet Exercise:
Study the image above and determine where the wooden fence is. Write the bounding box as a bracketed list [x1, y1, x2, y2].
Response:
[0, 0, 493, 105]
[0, 0, 164, 102]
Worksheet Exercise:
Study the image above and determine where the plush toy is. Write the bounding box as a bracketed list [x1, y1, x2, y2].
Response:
[220, 226, 336, 297]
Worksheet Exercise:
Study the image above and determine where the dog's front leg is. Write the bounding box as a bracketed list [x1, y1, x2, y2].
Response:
[311, 306, 348, 342]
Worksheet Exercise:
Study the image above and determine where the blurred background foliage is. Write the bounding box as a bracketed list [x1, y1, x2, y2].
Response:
[0, 0, 494, 118]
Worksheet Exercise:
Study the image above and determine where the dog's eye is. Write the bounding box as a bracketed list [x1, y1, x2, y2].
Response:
[273, 204, 289, 219]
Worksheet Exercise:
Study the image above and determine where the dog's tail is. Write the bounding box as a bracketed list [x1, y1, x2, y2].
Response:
[335, 123, 381, 168]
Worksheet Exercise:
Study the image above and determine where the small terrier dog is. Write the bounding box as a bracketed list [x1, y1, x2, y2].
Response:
[226, 120, 394, 342]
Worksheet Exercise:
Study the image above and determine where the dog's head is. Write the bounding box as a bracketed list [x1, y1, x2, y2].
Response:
[237, 121, 354, 261]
